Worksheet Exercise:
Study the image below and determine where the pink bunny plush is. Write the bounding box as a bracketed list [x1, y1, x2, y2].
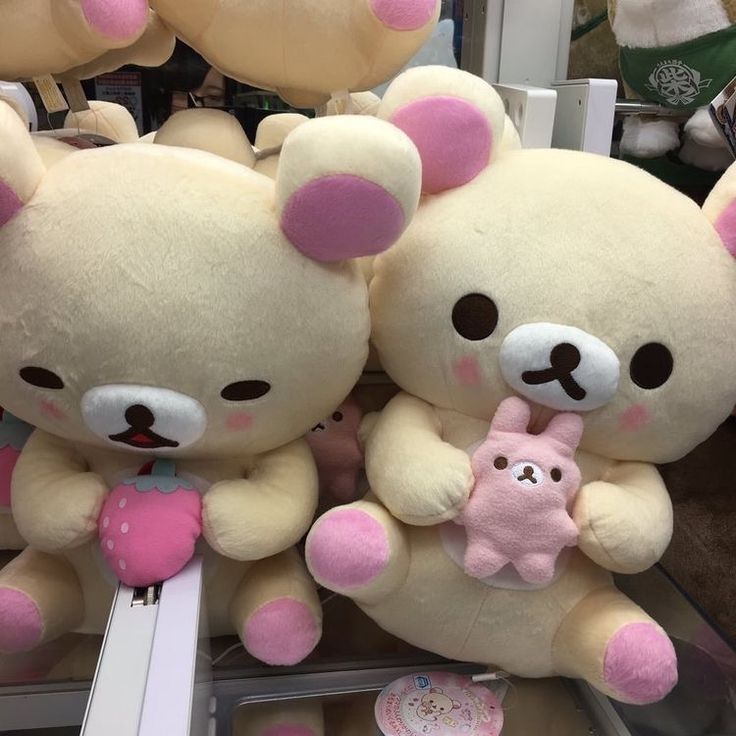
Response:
[457, 397, 584, 585]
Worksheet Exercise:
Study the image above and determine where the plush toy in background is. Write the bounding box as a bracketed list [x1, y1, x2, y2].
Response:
[306, 396, 365, 505]
[0, 409, 34, 551]
[0, 1, 174, 82]
[609, 0, 736, 170]
[149, 0, 441, 109]
[307, 66, 736, 705]
[0, 102, 421, 664]
[456, 397, 583, 585]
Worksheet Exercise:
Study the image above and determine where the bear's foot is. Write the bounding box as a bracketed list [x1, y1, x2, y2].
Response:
[0, 587, 43, 653]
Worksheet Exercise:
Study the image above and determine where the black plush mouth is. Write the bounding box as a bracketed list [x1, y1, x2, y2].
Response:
[311, 422, 326, 433]
[108, 426, 180, 450]
[522, 343, 587, 401]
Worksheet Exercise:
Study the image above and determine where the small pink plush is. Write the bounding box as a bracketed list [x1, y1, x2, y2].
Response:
[98, 460, 202, 587]
[306, 396, 364, 503]
[456, 397, 584, 585]
[0, 408, 33, 510]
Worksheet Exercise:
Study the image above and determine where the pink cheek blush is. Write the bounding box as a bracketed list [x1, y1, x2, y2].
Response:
[40, 399, 66, 422]
[226, 412, 253, 432]
[453, 356, 482, 387]
[619, 404, 650, 432]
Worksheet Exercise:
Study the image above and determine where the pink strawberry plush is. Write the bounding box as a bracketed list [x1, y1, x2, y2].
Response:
[456, 397, 584, 585]
[98, 460, 202, 587]
[0, 408, 33, 510]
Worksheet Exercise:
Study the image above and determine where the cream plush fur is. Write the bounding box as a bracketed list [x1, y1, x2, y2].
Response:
[609, 0, 736, 168]
[0, 3, 174, 81]
[306, 67, 736, 705]
[0, 102, 421, 663]
[149, 0, 441, 109]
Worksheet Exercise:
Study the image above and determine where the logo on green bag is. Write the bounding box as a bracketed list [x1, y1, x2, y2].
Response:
[646, 59, 712, 106]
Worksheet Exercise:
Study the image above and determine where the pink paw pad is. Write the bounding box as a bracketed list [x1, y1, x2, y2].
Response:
[391, 97, 492, 194]
[306, 508, 390, 589]
[99, 465, 202, 588]
[263, 726, 316, 736]
[281, 174, 405, 262]
[81, 0, 148, 41]
[604, 623, 678, 704]
[370, 0, 438, 30]
[0, 588, 43, 653]
[244, 598, 319, 666]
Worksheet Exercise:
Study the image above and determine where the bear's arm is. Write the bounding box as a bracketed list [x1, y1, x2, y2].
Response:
[202, 438, 318, 561]
[11, 429, 108, 552]
[364, 392, 474, 526]
[573, 461, 673, 574]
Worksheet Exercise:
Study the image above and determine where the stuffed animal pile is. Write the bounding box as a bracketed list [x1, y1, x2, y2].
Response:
[306, 66, 736, 706]
[3, 1, 736, 725]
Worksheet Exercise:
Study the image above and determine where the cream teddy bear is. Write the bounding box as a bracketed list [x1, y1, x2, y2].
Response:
[0, 1, 174, 82]
[149, 0, 441, 109]
[0, 101, 421, 661]
[307, 66, 736, 704]
[610, 0, 736, 169]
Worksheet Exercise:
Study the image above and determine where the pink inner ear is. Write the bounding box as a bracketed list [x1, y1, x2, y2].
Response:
[390, 96, 492, 194]
[281, 174, 405, 262]
[714, 200, 736, 257]
[81, 0, 148, 41]
[0, 180, 23, 227]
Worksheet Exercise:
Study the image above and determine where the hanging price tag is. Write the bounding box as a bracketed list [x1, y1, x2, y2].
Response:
[62, 80, 90, 113]
[32, 75, 68, 113]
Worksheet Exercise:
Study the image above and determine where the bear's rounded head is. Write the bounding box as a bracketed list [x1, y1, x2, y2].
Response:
[0, 104, 421, 459]
[371, 67, 736, 464]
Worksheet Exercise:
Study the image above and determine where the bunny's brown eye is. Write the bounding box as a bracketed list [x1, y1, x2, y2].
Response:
[332, 411, 344, 422]
[551, 468, 562, 482]
[494, 456, 508, 470]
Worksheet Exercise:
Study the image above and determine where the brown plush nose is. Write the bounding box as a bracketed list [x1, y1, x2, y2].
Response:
[125, 404, 155, 429]
[517, 465, 537, 484]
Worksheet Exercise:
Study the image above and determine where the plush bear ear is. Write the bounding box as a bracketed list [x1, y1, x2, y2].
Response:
[276, 116, 421, 262]
[378, 66, 506, 195]
[702, 162, 736, 257]
[490, 396, 531, 435]
[543, 412, 584, 451]
[0, 102, 45, 228]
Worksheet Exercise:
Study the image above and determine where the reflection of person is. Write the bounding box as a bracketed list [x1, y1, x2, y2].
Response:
[171, 66, 225, 113]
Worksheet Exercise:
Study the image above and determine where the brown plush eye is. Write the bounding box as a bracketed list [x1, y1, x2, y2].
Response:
[494, 456, 508, 470]
[20, 367, 64, 390]
[630, 343, 673, 390]
[332, 411, 344, 422]
[551, 468, 562, 482]
[452, 293, 498, 341]
[221, 380, 271, 401]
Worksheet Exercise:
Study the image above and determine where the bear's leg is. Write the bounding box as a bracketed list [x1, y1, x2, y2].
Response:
[514, 552, 557, 586]
[305, 500, 410, 605]
[462, 539, 507, 580]
[230, 549, 322, 666]
[0, 548, 83, 653]
[552, 586, 677, 705]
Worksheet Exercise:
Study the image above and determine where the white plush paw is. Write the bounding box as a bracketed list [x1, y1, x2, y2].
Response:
[684, 107, 726, 148]
[620, 117, 680, 158]
[679, 138, 733, 171]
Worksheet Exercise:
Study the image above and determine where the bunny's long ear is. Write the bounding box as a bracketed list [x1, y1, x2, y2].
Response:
[489, 396, 531, 435]
[0, 102, 45, 227]
[378, 66, 506, 195]
[543, 412, 584, 451]
[276, 116, 421, 262]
